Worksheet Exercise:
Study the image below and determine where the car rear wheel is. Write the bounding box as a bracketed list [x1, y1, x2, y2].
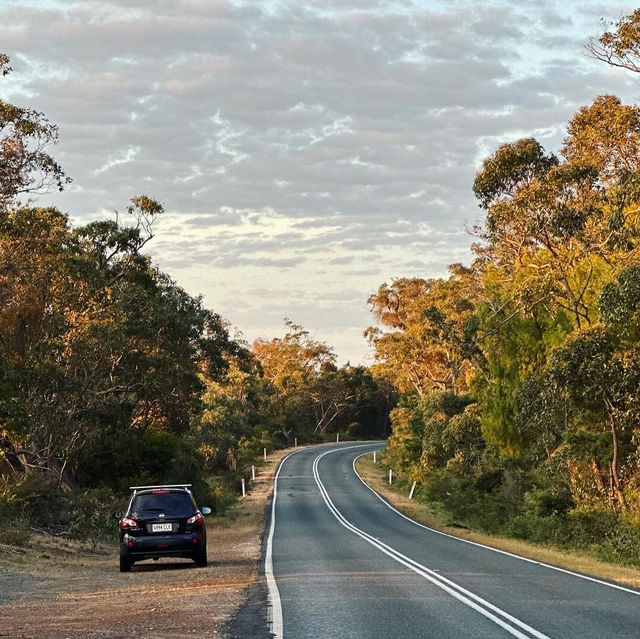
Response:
[194, 547, 207, 567]
[120, 555, 132, 572]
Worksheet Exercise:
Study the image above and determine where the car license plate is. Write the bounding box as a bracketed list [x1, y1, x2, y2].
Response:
[152, 523, 172, 533]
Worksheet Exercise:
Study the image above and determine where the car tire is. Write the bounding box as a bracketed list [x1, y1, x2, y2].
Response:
[120, 555, 132, 572]
[194, 547, 207, 567]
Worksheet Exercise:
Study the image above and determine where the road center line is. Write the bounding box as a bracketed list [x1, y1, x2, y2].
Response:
[313, 446, 550, 639]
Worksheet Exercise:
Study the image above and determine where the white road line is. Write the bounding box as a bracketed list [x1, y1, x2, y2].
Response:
[352, 449, 640, 599]
[265, 452, 291, 639]
[313, 446, 551, 639]
[265, 443, 375, 639]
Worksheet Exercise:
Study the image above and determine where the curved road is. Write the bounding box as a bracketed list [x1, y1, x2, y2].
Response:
[266, 442, 640, 638]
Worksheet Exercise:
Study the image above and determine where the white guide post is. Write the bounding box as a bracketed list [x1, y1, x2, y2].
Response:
[336, 433, 340, 443]
[388, 469, 393, 485]
[373, 451, 377, 464]
[264, 447, 267, 461]
[409, 481, 417, 500]
[241, 478, 246, 497]
[252, 465, 256, 481]
[294, 437, 297, 447]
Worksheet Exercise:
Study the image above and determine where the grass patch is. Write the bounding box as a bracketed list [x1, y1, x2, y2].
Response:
[355, 452, 640, 590]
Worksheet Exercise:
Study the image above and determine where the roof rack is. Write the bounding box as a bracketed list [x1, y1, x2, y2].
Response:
[129, 484, 192, 492]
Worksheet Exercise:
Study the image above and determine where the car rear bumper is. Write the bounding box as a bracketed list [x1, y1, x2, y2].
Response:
[121, 533, 205, 559]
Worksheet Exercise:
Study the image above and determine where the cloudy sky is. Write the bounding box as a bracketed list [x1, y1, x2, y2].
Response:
[2, 0, 639, 363]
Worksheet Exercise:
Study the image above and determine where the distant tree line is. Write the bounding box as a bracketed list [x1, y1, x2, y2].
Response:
[368, 10, 640, 566]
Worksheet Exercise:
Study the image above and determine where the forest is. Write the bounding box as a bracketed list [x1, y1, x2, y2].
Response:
[369, 11, 640, 566]
[6, 9, 640, 567]
[0, 52, 390, 544]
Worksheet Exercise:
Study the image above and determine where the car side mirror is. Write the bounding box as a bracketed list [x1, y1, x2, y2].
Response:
[201, 507, 212, 516]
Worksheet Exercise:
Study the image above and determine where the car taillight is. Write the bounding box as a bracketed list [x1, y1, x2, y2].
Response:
[187, 512, 203, 526]
[120, 516, 138, 528]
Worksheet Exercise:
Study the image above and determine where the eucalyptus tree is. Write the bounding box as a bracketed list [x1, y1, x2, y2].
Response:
[366, 265, 482, 397]
[0, 54, 70, 208]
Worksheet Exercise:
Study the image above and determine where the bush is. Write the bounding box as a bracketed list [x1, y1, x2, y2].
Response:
[525, 488, 574, 518]
[564, 508, 618, 547]
[0, 517, 30, 547]
[596, 520, 640, 566]
[67, 488, 118, 551]
[206, 478, 238, 515]
[0, 472, 71, 529]
[421, 468, 507, 532]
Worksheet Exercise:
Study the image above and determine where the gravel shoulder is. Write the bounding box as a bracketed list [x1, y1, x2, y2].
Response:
[0, 449, 292, 639]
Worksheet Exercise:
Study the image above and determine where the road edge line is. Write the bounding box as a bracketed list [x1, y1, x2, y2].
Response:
[352, 451, 640, 598]
[265, 451, 294, 639]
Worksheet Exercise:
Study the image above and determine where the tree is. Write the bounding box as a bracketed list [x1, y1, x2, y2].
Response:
[252, 319, 335, 389]
[0, 54, 70, 208]
[0, 200, 238, 488]
[251, 319, 336, 443]
[473, 97, 640, 329]
[545, 327, 631, 511]
[366, 266, 481, 396]
[587, 10, 640, 74]
[251, 320, 390, 443]
[309, 366, 384, 436]
[475, 304, 571, 455]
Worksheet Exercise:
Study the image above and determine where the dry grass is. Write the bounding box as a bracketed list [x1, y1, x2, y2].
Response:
[0, 447, 295, 639]
[356, 452, 640, 590]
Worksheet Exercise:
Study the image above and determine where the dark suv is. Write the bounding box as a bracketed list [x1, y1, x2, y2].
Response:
[118, 484, 211, 572]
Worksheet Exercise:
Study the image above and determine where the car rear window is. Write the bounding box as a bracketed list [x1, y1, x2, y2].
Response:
[130, 491, 194, 517]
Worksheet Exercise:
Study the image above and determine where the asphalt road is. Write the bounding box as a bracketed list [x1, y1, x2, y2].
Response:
[266, 442, 640, 639]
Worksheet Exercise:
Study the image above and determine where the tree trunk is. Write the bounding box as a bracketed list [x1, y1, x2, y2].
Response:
[0, 430, 27, 473]
[609, 417, 628, 512]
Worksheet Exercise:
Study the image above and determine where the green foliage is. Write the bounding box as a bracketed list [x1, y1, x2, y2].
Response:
[67, 489, 118, 550]
[421, 463, 521, 533]
[475, 306, 571, 454]
[599, 265, 640, 335]
[0, 473, 71, 529]
[205, 478, 240, 516]
[473, 137, 558, 210]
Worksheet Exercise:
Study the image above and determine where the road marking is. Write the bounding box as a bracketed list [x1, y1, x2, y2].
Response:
[265, 443, 376, 639]
[265, 452, 291, 639]
[313, 446, 550, 639]
[352, 449, 640, 599]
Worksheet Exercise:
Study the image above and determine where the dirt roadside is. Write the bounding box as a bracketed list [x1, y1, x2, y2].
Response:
[0, 448, 294, 639]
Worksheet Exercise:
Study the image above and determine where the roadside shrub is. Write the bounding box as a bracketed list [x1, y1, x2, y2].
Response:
[595, 520, 640, 566]
[242, 429, 274, 462]
[207, 478, 238, 515]
[564, 508, 618, 547]
[507, 514, 534, 540]
[0, 473, 70, 529]
[522, 513, 569, 545]
[67, 488, 118, 551]
[422, 467, 514, 532]
[525, 488, 575, 518]
[0, 517, 30, 547]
